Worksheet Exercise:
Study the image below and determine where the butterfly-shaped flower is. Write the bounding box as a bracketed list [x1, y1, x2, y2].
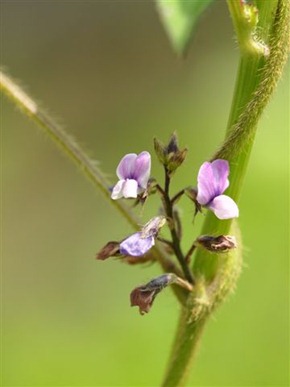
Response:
[119, 232, 155, 257]
[197, 159, 239, 219]
[119, 216, 166, 257]
[111, 152, 151, 200]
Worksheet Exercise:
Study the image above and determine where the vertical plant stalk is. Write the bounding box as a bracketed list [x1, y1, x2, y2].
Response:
[162, 221, 243, 387]
[161, 168, 195, 284]
[162, 308, 208, 387]
[161, 0, 289, 385]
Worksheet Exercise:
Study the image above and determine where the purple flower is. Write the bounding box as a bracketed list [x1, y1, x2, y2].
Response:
[111, 151, 151, 200]
[120, 216, 166, 257]
[120, 232, 155, 257]
[197, 159, 239, 220]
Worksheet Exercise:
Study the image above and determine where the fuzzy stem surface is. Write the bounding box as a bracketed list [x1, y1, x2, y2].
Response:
[162, 0, 289, 385]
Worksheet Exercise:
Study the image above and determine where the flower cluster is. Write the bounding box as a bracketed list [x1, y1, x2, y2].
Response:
[97, 134, 239, 315]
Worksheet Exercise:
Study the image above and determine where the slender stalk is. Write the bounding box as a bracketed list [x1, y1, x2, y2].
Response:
[163, 221, 243, 386]
[173, 208, 182, 241]
[161, 308, 208, 387]
[171, 189, 185, 205]
[185, 242, 197, 264]
[157, 237, 173, 248]
[161, 0, 289, 385]
[174, 277, 194, 293]
[162, 168, 195, 284]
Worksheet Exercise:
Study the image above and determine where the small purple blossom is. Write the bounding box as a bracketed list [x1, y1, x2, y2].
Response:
[120, 216, 166, 257]
[120, 232, 155, 257]
[197, 159, 239, 220]
[111, 151, 151, 200]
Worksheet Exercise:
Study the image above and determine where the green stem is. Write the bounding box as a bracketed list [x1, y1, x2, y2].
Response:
[0, 70, 186, 301]
[195, 0, 290, 279]
[161, 307, 208, 387]
[162, 0, 289, 385]
[163, 168, 195, 284]
[162, 221, 243, 386]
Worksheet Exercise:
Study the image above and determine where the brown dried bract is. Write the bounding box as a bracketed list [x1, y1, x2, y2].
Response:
[96, 241, 120, 260]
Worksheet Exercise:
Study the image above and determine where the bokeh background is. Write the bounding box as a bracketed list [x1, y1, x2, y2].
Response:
[2, 2, 289, 386]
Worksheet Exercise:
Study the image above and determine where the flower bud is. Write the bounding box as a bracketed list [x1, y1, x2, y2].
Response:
[96, 241, 120, 260]
[140, 215, 167, 238]
[130, 274, 176, 315]
[130, 273, 193, 315]
[154, 132, 187, 174]
[166, 132, 179, 153]
[196, 235, 237, 253]
[167, 148, 188, 174]
[153, 137, 167, 165]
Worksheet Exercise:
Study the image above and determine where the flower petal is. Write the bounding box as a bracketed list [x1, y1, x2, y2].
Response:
[120, 232, 155, 256]
[196, 162, 217, 205]
[111, 179, 126, 200]
[122, 179, 138, 198]
[133, 151, 151, 188]
[197, 160, 230, 205]
[208, 195, 239, 219]
[116, 153, 137, 179]
[211, 159, 230, 194]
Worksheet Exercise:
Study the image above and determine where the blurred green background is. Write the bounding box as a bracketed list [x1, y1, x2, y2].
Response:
[2, 2, 289, 386]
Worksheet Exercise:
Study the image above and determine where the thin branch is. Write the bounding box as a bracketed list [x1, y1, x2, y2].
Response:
[157, 236, 173, 248]
[156, 183, 166, 197]
[171, 189, 185, 205]
[185, 242, 197, 264]
[162, 167, 195, 284]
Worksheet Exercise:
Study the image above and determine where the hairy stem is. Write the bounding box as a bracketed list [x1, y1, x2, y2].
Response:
[162, 222, 243, 386]
[161, 307, 208, 387]
[195, 0, 290, 279]
[162, 0, 289, 385]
